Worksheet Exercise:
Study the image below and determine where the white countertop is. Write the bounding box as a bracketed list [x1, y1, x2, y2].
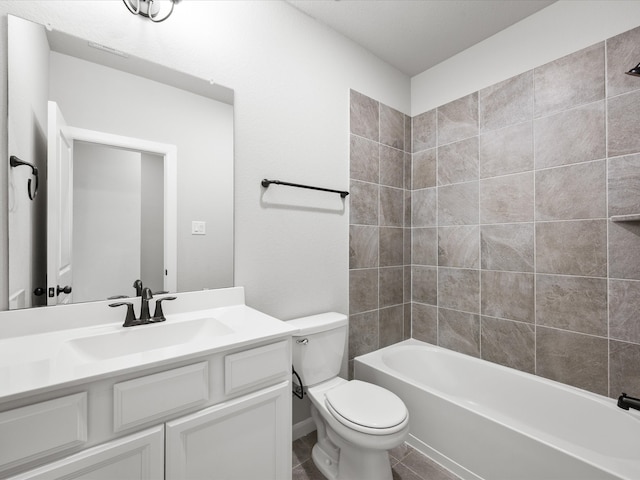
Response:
[0, 288, 297, 403]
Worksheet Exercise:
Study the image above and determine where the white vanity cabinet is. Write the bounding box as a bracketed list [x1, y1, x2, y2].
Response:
[7, 426, 164, 480]
[166, 381, 290, 480]
[1, 339, 292, 480]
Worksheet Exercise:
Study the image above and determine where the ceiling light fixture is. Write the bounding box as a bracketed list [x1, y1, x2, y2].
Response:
[626, 62, 640, 77]
[122, 0, 181, 23]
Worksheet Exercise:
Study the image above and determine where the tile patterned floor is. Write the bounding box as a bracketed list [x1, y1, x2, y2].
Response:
[292, 432, 461, 480]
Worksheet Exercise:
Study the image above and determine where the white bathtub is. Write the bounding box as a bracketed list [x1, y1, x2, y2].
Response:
[354, 339, 640, 480]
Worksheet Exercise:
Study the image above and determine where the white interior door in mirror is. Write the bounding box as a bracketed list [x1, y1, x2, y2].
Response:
[47, 101, 73, 306]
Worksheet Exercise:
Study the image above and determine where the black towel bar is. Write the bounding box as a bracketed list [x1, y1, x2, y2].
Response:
[261, 179, 349, 198]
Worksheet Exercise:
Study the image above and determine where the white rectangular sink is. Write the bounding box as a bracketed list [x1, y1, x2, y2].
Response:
[59, 317, 235, 363]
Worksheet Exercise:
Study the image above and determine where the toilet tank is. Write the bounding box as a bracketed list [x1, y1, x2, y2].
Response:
[288, 312, 348, 388]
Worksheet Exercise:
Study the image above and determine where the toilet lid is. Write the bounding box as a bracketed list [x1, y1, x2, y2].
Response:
[325, 380, 407, 431]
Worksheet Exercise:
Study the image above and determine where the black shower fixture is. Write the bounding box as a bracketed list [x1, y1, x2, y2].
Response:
[626, 62, 640, 77]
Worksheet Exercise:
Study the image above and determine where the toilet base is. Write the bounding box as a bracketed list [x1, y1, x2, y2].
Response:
[310, 402, 396, 480]
[312, 443, 338, 480]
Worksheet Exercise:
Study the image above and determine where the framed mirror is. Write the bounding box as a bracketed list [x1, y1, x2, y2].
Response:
[7, 14, 234, 310]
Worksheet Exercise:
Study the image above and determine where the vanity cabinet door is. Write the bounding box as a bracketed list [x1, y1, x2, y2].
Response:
[7, 426, 163, 480]
[165, 381, 291, 480]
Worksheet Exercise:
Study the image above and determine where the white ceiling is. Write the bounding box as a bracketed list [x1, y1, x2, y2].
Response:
[286, 0, 556, 77]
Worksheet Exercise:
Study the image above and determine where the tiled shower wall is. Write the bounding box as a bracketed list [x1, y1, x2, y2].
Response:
[348, 91, 412, 377]
[349, 25, 640, 398]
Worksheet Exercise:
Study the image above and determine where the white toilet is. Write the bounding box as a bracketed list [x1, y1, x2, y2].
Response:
[289, 312, 409, 480]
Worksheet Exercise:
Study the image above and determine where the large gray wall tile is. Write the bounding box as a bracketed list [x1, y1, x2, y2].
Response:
[536, 327, 608, 395]
[412, 303, 437, 344]
[534, 43, 605, 117]
[481, 270, 534, 323]
[412, 266, 437, 305]
[609, 221, 640, 280]
[534, 101, 605, 169]
[412, 227, 438, 266]
[479, 121, 533, 179]
[535, 160, 606, 221]
[536, 220, 607, 276]
[610, 340, 640, 399]
[609, 279, 640, 344]
[536, 274, 607, 336]
[350, 134, 379, 183]
[380, 104, 404, 150]
[349, 311, 379, 359]
[481, 317, 535, 373]
[412, 149, 436, 189]
[438, 182, 479, 226]
[609, 153, 640, 217]
[413, 109, 436, 152]
[481, 223, 534, 272]
[350, 180, 378, 225]
[380, 268, 404, 308]
[380, 186, 404, 227]
[479, 70, 533, 132]
[438, 137, 479, 186]
[349, 268, 378, 314]
[609, 90, 640, 158]
[412, 188, 437, 227]
[438, 308, 480, 357]
[480, 172, 534, 224]
[437, 93, 478, 145]
[404, 115, 412, 154]
[380, 227, 403, 267]
[607, 25, 640, 98]
[350, 90, 379, 141]
[380, 145, 404, 188]
[350, 225, 378, 269]
[379, 305, 404, 347]
[438, 268, 480, 314]
[438, 225, 480, 268]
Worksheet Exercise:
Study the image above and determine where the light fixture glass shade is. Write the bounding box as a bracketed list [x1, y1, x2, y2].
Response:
[626, 62, 640, 77]
[122, 0, 179, 23]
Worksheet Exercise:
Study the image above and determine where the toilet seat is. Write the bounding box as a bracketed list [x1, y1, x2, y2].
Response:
[324, 380, 408, 435]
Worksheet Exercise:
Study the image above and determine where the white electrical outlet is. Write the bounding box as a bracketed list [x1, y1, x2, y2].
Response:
[192, 221, 206, 235]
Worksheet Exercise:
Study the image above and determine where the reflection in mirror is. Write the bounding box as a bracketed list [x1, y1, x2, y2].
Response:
[7, 15, 234, 310]
[74, 143, 165, 303]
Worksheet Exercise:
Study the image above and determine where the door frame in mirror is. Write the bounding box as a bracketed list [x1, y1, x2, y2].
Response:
[62, 124, 178, 297]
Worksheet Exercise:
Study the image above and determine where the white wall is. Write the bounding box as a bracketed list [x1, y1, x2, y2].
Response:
[0, 1, 410, 317]
[411, 0, 640, 115]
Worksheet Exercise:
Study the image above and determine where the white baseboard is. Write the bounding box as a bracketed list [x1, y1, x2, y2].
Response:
[292, 417, 316, 441]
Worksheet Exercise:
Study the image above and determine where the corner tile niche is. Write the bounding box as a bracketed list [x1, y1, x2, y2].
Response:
[349, 24, 640, 398]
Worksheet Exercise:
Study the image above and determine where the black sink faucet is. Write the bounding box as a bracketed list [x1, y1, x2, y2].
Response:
[110, 288, 177, 327]
[617, 393, 640, 411]
[139, 287, 153, 322]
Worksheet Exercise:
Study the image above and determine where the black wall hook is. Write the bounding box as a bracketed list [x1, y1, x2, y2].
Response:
[10, 155, 39, 200]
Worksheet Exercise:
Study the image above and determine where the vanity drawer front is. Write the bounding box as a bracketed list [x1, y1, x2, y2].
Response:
[113, 362, 209, 432]
[224, 341, 289, 395]
[0, 393, 87, 472]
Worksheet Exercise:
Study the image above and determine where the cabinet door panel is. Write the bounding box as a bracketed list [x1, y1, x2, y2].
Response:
[166, 382, 291, 480]
[8, 426, 163, 480]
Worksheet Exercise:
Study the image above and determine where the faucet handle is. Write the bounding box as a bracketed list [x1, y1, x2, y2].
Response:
[152, 296, 177, 323]
[109, 302, 138, 327]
